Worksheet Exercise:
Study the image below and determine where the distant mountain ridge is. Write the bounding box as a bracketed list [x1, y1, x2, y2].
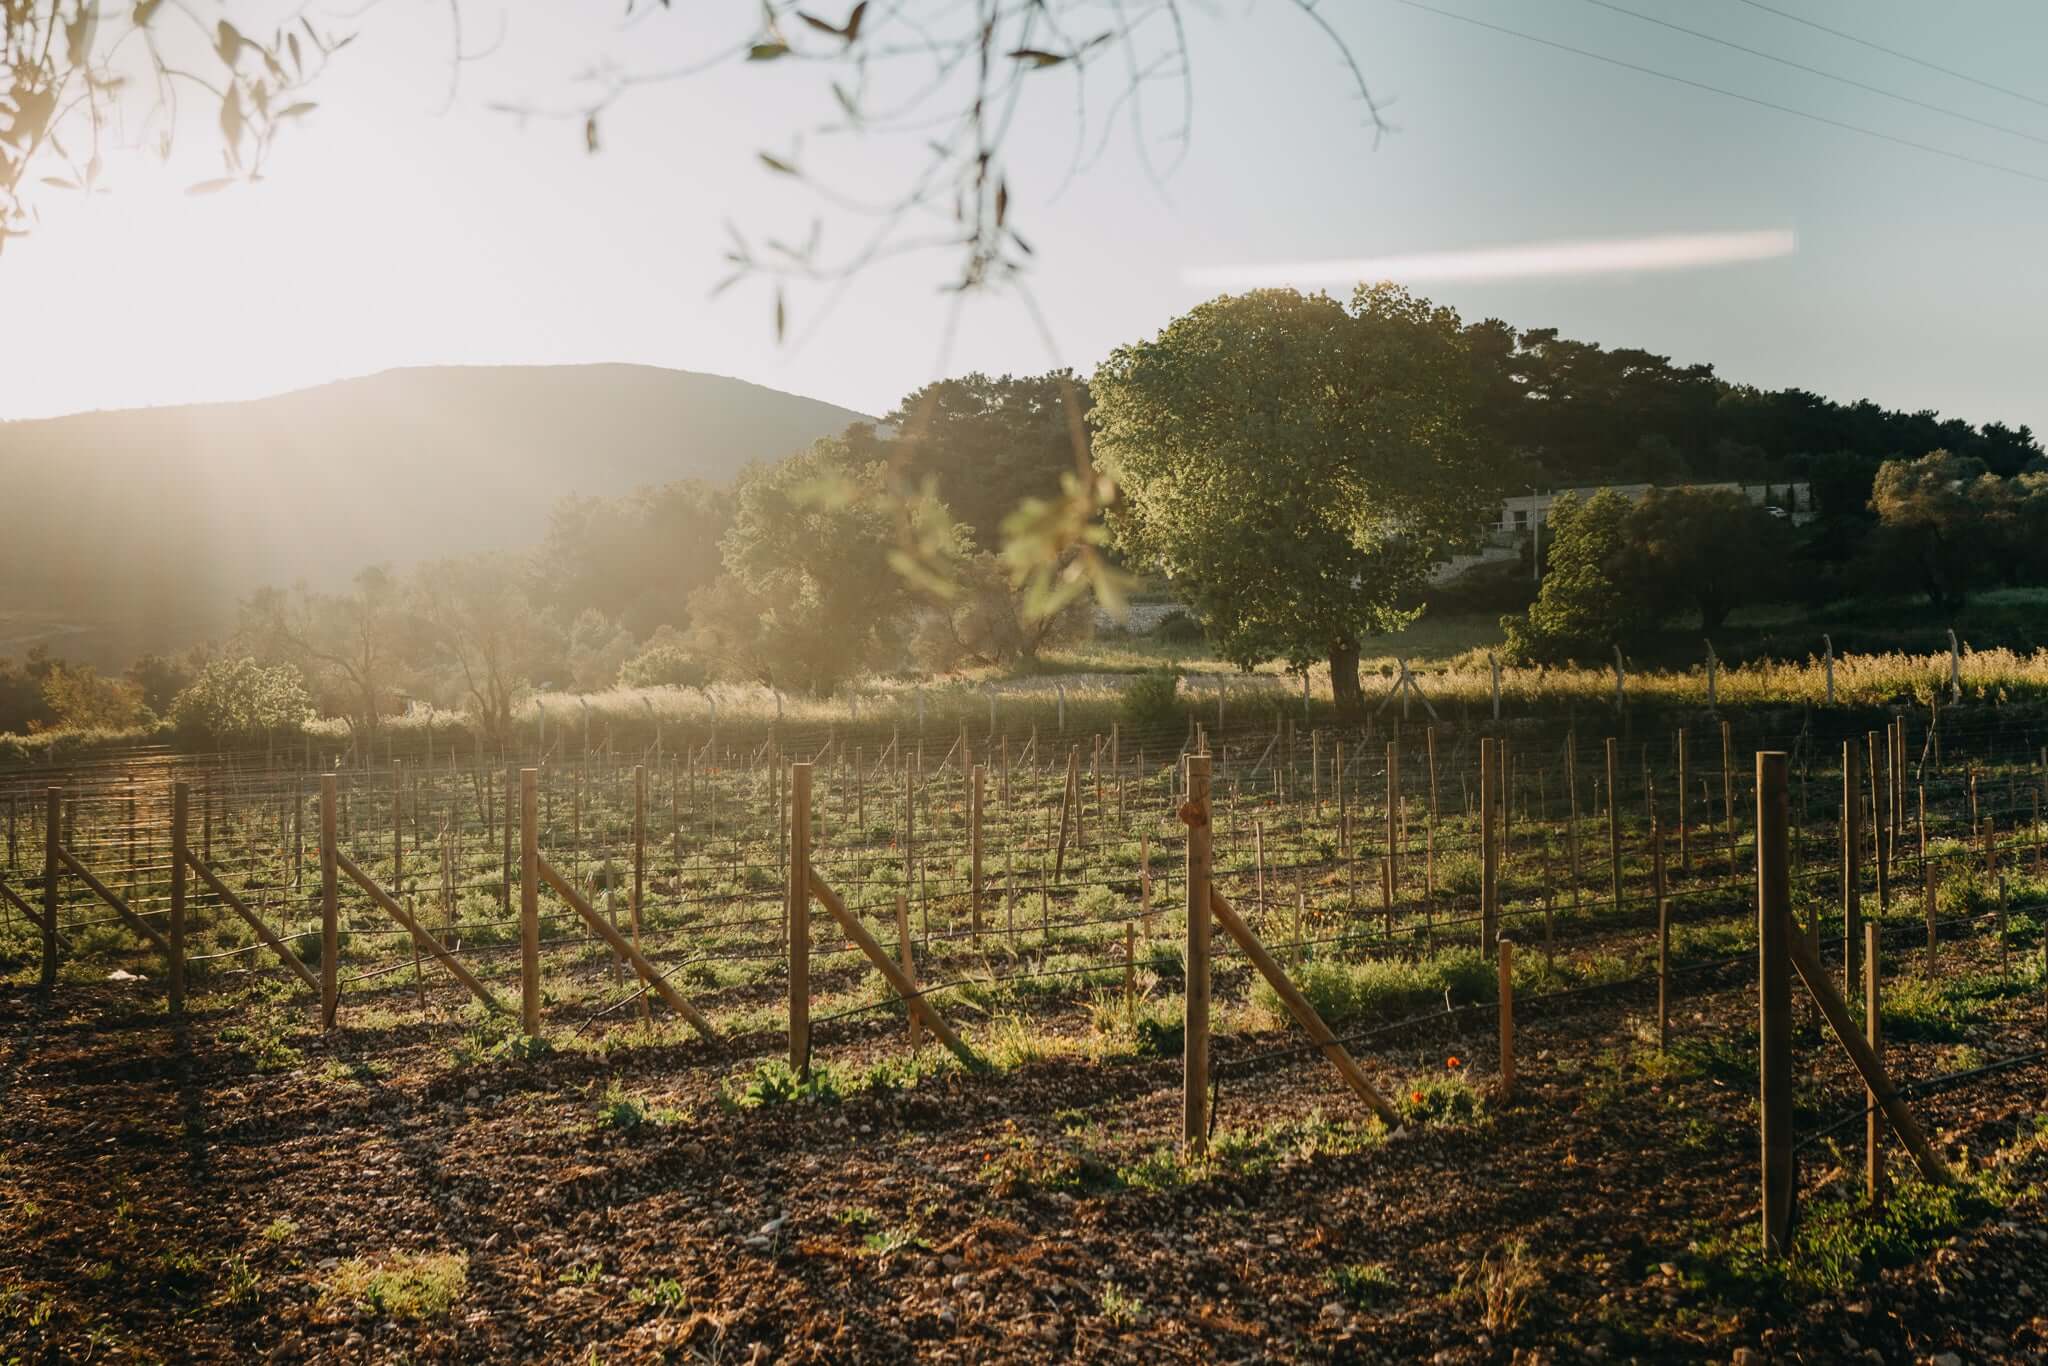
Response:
[0, 364, 869, 667]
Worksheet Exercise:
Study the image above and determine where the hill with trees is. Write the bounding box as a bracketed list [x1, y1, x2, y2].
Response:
[0, 364, 868, 667]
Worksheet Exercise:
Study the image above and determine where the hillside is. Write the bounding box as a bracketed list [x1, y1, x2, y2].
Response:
[0, 365, 868, 667]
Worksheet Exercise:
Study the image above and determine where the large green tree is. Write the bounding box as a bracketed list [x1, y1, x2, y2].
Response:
[1867, 450, 2006, 613]
[880, 372, 1091, 551]
[412, 555, 563, 745]
[687, 438, 931, 695]
[536, 480, 735, 638]
[1093, 284, 1500, 714]
[1620, 486, 1791, 631]
[1502, 490, 1648, 664]
[239, 566, 410, 747]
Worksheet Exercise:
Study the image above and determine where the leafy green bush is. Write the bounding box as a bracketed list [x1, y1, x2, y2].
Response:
[1152, 610, 1205, 644]
[168, 658, 311, 742]
[617, 643, 706, 689]
[1399, 1071, 1487, 1127]
[1120, 668, 1183, 731]
[720, 1058, 844, 1108]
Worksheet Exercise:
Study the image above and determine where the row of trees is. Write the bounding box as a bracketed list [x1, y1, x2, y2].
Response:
[1090, 286, 2046, 694]
[11, 287, 2044, 735]
[1501, 487, 1792, 662]
[1501, 452, 2048, 663]
[216, 425, 1090, 745]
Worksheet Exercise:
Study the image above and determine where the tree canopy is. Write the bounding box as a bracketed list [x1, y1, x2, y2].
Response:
[1095, 284, 1500, 714]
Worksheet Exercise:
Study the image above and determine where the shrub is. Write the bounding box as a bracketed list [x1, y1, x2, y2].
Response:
[169, 658, 312, 742]
[1153, 610, 1205, 644]
[720, 1059, 844, 1108]
[1119, 668, 1182, 731]
[616, 643, 706, 690]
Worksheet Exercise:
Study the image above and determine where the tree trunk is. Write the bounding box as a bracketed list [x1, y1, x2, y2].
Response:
[1329, 640, 1364, 717]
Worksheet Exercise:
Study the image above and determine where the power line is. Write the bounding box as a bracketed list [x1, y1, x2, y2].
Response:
[1385, 0, 2048, 189]
[1730, 0, 2048, 114]
[1579, 0, 2048, 148]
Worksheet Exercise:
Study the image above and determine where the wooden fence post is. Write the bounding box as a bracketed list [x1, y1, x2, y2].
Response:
[1722, 721, 1737, 877]
[1184, 752, 1213, 1153]
[1865, 920, 1885, 1209]
[970, 763, 985, 944]
[320, 774, 339, 1030]
[633, 764, 649, 1023]
[1676, 727, 1690, 871]
[1757, 750, 1793, 1256]
[1480, 738, 1498, 952]
[1606, 737, 1622, 913]
[169, 783, 188, 1017]
[790, 762, 812, 1071]
[1140, 832, 1152, 930]
[1654, 815, 1669, 1052]
[38, 787, 58, 991]
[1843, 740, 1862, 1002]
[1870, 730, 1890, 912]
[896, 893, 920, 1051]
[1386, 739, 1400, 897]
[1497, 937, 1515, 1101]
[519, 767, 541, 1035]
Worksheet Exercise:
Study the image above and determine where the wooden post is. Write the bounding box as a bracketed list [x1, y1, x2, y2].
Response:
[1865, 920, 1885, 1209]
[1124, 922, 1136, 1014]
[1676, 727, 1690, 871]
[808, 871, 973, 1066]
[632, 764, 649, 1023]
[1426, 725, 1439, 896]
[519, 768, 541, 1036]
[1757, 751, 1793, 1256]
[1209, 888, 1401, 1126]
[1184, 753, 1213, 1153]
[1480, 738, 1498, 952]
[1069, 745, 1085, 852]
[1385, 739, 1399, 898]
[37, 788, 57, 991]
[1870, 731, 1890, 912]
[1497, 938, 1515, 1100]
[1655, 815, 1669, 1051]
[1786, 925, 1951, 1185]
[1606, 737, 1622, 913]
[1140, 833, 1152, 930]
[895, 893, 920, 1051]
[970, 763, 985, 944]
[398, 763, 419, 1009]
[789, 762, 811, 1071]
[1722, 720, 1737, 878]
[169, 783, 188, 1017]
[1921, 785, 1936, 970]
[320, 774, 339, 1030]
[1566, 735, 1582, 909]
[1843, 740, 1862, 1002]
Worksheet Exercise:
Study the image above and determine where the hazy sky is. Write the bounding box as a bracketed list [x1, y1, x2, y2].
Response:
[3, 0, 2044, 437]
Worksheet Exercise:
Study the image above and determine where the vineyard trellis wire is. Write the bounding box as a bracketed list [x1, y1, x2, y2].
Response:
[4, 703, 2046, 1263]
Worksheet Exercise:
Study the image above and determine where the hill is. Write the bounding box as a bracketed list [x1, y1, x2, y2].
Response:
[0, 364, 868, 667]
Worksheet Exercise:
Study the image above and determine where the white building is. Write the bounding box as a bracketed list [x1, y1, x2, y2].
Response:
[1492, 480, 1812, 533]
[1431, 480, 1813, 584]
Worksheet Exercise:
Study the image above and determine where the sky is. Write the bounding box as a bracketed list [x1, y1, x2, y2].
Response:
[2, 0, 2044, 437]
